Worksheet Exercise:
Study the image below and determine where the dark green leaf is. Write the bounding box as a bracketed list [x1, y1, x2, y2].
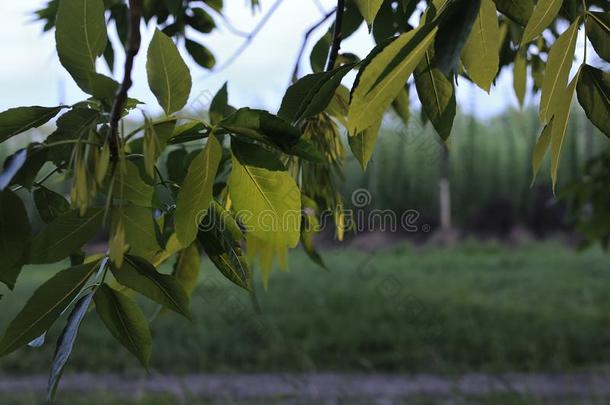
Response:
[0, 106, 63, 143]
[187, 8, 216, 33]
[587, 12, 610, 62]
[0, 190, 31, 289]
[0, 261, 99, 357]
[111, 255, 192, 320]
[493, 0, 533, 26]
[210, 83, 232, 125]
[48, 291, 94, 402]
[185, 39, 216, 69]
[0, 150, 27, 191]
[577, 65, 610, 138]
[94, 284, 152, 368]
[29, 209, 104, 264]
[33, 186, 70, 223]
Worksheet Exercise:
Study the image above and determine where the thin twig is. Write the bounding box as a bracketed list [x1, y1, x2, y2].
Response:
[325, 0, 345, 72]
[108, 0, 143, 166]
[291, 8, 336, 82]
[201, 0, 285, 79]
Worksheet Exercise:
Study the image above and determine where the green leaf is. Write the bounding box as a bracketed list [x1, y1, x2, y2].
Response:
[513, 51, 527, 107]
[353, 0, 384, 26]
[348, 119, 381, 170]
[520, 0, 562, 45]
[33, 186, 70, 223]
[146, 29, 192, 115]
[228, 140, 301, 248]
[173, 243, 201, 297]
[111, 255, 192, 320]
[461, 0, 500, 92]
[6, 144, 48, 190]
[175, 134, 223, 246]
[348, 25, 438, 134]
[187, 7, 216, 33]
[531, 118, 553, 182]
[576, 65, 610, 138]
[414, 51, 456, 140]
[220, 108, 302, 151]
[432, 0, 481, 74]
[94, 284, 152, 368]
[391, 84, 410, 125]
[493, 0, 533, 26]
[0, 106, 63, 143]
[279, 64, 354, 123]
[0, 261, 99, 357]
[48, 291, 94, 402]
[112, 206, 162, 262]
[29, 209, 104, 264]
[287, 138, 324, 163]
[539, 18, 579, 123]
[550, 74, 579, 190]
[197, 202, 250, 290]
[586, 12, 610, 62]
[0, 190, 31, 289]
[210, 83, 232, 125]
[114, 160, 155, 207]
[55, 0, 108, 93]
[300, 196, 327, 270]
[46, 108, 99, 166]
[185, 39, 216, 69]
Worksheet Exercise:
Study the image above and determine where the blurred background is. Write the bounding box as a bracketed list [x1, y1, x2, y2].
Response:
[1, 1, 610, 404]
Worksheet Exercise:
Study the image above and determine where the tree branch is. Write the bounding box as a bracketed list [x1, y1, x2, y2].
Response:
[108, 0, 143, 163]
[325, 0, 345, 72]
[291, 8, 336, 82]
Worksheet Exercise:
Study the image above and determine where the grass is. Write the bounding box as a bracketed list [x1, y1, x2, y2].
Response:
[1, 240, 610, 376]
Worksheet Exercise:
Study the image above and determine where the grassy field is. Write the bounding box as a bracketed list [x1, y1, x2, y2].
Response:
[1, 240, 610, 376]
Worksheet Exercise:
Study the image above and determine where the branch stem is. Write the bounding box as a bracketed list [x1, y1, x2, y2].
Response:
[325, 0, 345, 72]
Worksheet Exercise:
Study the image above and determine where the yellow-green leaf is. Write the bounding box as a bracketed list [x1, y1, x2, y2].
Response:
[146, 29, 192, 115]
[461, 0, 500, 92]
[348, 119, 381, 170]
[539, 18, 579, 123]
[173, 243, 201, 297]
[348, 25, 438, 134]
[112, 206, 162, 262]
[175, 135, 223, 247]
[520, 0, 562, 45]
[513, 51, 527, 107]
[114, 161, 154, 207]
[550, 74, 579, 190]
[228, 141, 301, 248]
[531, 118, 553, 182]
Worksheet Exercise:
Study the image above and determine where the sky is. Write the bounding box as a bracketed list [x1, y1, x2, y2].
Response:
[0, 0, 588, 119]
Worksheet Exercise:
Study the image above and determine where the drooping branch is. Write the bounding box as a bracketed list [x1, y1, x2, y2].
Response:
[108, 0, 143, 163]
[325, 0, 345, 72]
[291, 8, 336, 82]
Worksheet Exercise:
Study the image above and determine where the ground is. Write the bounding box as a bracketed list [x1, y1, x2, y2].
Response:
[1, 240, 609, 403]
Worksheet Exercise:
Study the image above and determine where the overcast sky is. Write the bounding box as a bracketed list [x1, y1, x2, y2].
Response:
[0, 1, 588, 119]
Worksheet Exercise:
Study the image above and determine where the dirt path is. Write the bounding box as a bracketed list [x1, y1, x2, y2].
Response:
[2, 373, 610, 402]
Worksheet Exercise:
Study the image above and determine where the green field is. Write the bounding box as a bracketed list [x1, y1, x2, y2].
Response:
[1, 241, 610, 376]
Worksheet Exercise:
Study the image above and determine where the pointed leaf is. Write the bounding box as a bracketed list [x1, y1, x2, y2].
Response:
[587, 12, 610, 62]
[210, 83, 232, 125]
[146, 29, 192, 115]
[353, 0, 384, 26]
[94, 284, 152, 368]
[112, 206, 162, 261]
[228, 140, 301, 248]
[55, 0, 108, 93]
[461, 0, 500, 92]
[532, 118, 553, 181]
[348, 119, 381, 170]
[0, 106, 63, 143]
[513, 51, 527, 106]
[577, 65, 610, 138]
[539, 18, 579, 123]
[48, 292, 94, 402]
[348, 25, 438, 134]
[550, 74, 579, 189]
[520, 0, 562, 45]
[493, 0, 533, 26]
[0, 190, 31, 289]
[173, 243, 201, 297]
[0, 261, 99, 357]
[111, 255, 192, 320]
[175, 134, 223, 246]
[29, 209, 103, 264]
